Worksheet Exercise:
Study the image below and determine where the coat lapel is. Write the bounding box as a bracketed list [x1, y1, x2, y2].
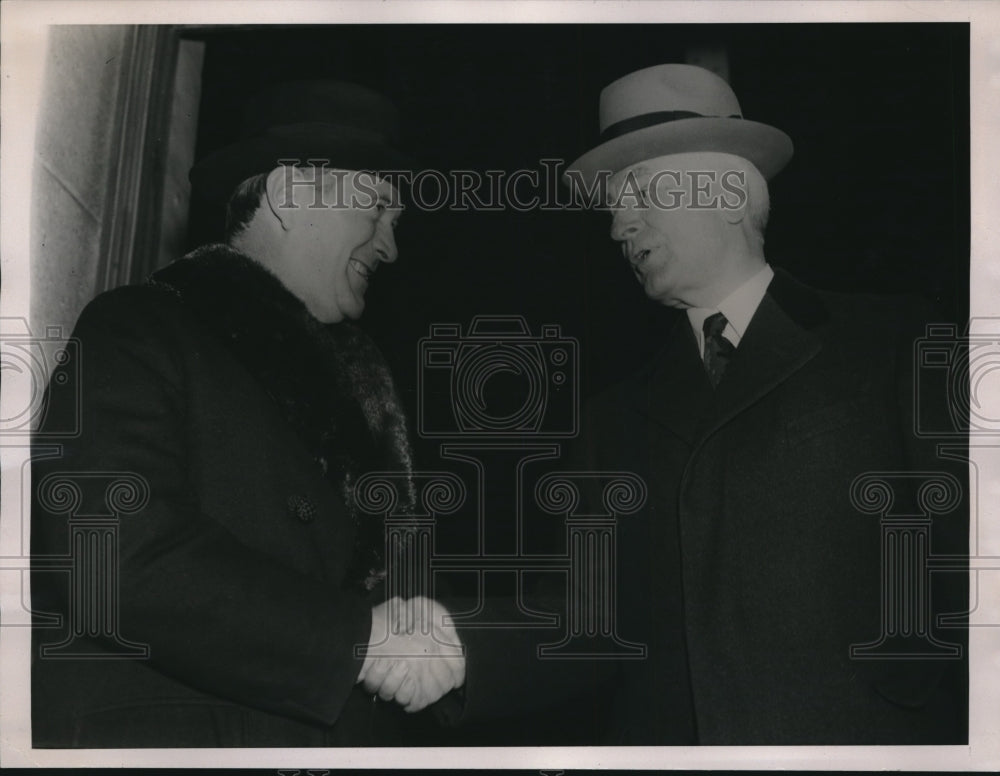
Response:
[630, 269, 831, 443]
[707, 268, 828, 434]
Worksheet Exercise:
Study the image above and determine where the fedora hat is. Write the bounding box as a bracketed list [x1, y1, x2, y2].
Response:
[565, 64, 793, 192]
[189, 80, 410, 205]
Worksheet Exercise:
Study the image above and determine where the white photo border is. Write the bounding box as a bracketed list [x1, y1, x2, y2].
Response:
[2, 0, 998, 770]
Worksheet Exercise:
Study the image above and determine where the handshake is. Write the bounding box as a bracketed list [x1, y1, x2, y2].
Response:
[357, 596, 466, 713]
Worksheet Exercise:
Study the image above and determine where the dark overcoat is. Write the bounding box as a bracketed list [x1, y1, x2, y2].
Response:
[31, 245, 415, 747]
[458, 269, 968, 744]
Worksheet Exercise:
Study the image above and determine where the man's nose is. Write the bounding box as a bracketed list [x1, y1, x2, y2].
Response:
[374, 226, 398, 264]
[610, 208, 641, 243]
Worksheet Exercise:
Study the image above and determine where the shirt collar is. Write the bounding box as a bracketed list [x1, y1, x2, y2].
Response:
[687, 264, 774, 352]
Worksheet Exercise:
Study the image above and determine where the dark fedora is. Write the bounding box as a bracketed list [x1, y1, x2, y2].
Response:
[189, 80, 410, 205]
[565, 64, 793, 193]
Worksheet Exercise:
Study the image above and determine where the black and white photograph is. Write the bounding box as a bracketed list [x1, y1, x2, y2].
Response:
[1, 0, 998, 771]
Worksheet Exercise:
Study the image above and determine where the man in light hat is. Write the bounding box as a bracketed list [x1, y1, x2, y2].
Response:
[31, 80, 464, 748]
[555, 63, 968, 744]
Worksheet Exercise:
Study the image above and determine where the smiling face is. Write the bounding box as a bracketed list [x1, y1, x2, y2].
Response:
[607, 152, 762, 309]
[276, 168, 401, 323]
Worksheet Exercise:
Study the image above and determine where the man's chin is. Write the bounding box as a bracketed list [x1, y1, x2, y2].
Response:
[312, 299, 362, 324]
[644, 285, 683, 309]
[341, 293, 366, 321]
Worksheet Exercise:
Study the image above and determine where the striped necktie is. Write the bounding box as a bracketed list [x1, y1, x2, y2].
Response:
[703, 312, 735, 388]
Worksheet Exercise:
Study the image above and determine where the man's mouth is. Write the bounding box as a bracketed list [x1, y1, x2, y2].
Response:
[629, 248, 651, 276]
[349, 257, 375, 280]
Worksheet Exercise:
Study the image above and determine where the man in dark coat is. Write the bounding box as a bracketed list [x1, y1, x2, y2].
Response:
[30, 81, 464, 748]
[456, 64, 967, 745]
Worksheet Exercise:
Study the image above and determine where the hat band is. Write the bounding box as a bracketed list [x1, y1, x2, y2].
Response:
[600, 110, 742, 142]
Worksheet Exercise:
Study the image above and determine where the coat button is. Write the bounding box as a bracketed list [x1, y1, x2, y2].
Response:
[287, 494, 317, 523]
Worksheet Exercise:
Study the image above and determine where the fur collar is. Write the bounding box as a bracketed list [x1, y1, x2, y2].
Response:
[150, 243, 414, 590]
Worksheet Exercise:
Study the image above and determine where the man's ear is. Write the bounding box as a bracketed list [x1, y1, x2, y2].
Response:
[722, 198, 747, 226]
[264, 165, 294, 230]
[721, 168, 751, 226]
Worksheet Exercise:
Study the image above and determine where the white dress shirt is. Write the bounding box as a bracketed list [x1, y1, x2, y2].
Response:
[686, 264, 774, 358]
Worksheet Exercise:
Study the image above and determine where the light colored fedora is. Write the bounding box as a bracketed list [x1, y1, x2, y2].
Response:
[565, 64, 793, 191]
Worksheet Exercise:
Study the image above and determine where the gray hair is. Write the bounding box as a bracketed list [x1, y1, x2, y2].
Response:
[223, 172, 269, 241]
[740, 159, 770, 239]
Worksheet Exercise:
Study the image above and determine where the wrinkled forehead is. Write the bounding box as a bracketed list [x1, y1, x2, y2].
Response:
[608, 151, 751, 196]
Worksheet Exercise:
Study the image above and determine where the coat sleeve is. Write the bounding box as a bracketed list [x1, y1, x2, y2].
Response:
[31, 287, 372, 727]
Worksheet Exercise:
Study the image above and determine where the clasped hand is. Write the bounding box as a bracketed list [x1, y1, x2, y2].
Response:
[357, 596, 465, 712]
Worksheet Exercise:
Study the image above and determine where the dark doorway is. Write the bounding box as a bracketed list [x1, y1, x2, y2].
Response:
[183, 23, 969, 405]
